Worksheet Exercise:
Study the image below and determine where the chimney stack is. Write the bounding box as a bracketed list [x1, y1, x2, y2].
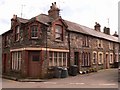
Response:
[103, 27, 110, 35]
[13, 14, 17, 20]
[113, 31, 118, 37]
[48, 2, 60, 19]
[94, 22, 101, 32]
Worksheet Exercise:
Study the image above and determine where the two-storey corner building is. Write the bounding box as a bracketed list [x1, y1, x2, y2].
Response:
[2, 2, 120, 79]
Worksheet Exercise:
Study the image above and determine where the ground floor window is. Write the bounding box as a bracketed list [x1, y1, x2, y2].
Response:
[82, 52, 91, 66]
[49, 52, 68, 67]
[93, 52, 97, 64]
[115, 53, 118, 62]
[110, 53, 113, 64]
[98, 52, 103, 64]
[12, 51, 22, 71]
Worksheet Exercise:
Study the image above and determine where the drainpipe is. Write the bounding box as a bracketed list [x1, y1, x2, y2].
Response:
[68, 31, 71, 67]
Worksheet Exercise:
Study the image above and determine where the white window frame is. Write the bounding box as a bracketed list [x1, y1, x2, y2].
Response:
[49, 52, 68, 67]
[109, 42, 113, 50]
[31, 25, 38, 38]
[93, 51, 97, 64]
[12, 52, 22, 71]
[97, 39, 103, 48]
[55, 25, 63, 41]
[110, 53, 113, 64]
[98, 52, 103, 64]
[15, 26, 20, 41]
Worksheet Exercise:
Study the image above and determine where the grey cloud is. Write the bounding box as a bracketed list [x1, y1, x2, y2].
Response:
[0, 0, 5, 6]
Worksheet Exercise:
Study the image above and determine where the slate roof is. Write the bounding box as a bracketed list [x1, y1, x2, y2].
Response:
[16, 14, 119, 43]
[17, 17, 28, 23]
[65, 20, 118, 42]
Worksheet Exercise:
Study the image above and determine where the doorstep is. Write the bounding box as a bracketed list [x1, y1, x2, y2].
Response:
[2, 75, 17, 81]
[18, 79, 47, 82]
[2, 75, 47, 82]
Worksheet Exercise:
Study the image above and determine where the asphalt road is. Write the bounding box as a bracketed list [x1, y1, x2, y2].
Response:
[2, 68, 119, 88]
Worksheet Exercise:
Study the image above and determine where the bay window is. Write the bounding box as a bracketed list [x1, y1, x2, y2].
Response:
[12, 51, 22, 71]
[49, 51, 68, 67]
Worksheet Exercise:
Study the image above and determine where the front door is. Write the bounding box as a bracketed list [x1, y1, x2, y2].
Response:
[74, 52, 79, 65]
[74, 52, 79, 71]
[29, 51, 42, 78]
[105, 54, 109, 69]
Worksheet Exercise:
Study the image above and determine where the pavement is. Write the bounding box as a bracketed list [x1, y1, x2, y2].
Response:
[2, 75, 47, 82]
[2, 68, 119, 88]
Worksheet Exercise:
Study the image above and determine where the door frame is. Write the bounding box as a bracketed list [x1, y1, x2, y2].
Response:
[28, 51, 42, 78]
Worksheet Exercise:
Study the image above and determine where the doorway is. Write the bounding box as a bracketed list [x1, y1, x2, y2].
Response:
[105, 54, 109, 69]
[74, 52, 79, 65]
[28, 51, 42, 78]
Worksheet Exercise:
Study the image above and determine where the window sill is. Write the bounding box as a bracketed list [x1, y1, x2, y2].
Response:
[55, 40, 63, 42]
[4, 46, 9, 48]
[14, 40, 20, 43]
[93, 63, 96, 65]
[81, 66, 91, 67]
[30, 37, 39, 39]
[11, 70, 21, 73]
[82, 46, 89, 47]
[110, 62, 113, 64]
[98, 63, 103, 65]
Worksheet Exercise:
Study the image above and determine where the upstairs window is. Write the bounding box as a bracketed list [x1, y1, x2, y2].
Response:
[55, 25, 63, 41]
[109, 42, 113, 50]
[15, 26, 20, 41]
[97, 39, 103, 48]
[82, 36, 89, 47]
[31, 25, 38, 38]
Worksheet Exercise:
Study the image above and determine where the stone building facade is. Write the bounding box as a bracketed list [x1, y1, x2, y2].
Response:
[2, 2, 120, 79]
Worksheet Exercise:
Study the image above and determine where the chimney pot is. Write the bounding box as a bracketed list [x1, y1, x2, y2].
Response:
[113, 31, 118, 37]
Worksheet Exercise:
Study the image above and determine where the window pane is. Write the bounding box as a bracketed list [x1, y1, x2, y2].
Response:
[55, 25, 63, 41]
[31, 26, 38, 38]
[59, 52, 62, 66]
[32, 55, 39, 61]
[56, 25, 62, 33]
[93, 53, 96, 64]
[15, 26, 20, 41]
[49, 52, 53, 66]
[63, 53, 67, 66]
[54, 52, 57, 66]
[99, 53, 102, 64]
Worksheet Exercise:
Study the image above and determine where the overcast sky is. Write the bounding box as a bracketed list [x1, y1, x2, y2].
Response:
[0, 0, 119, 35]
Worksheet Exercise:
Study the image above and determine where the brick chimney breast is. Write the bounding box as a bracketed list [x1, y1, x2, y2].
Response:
[94, 22, 101, 32]
[48, 2, 60, 19]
